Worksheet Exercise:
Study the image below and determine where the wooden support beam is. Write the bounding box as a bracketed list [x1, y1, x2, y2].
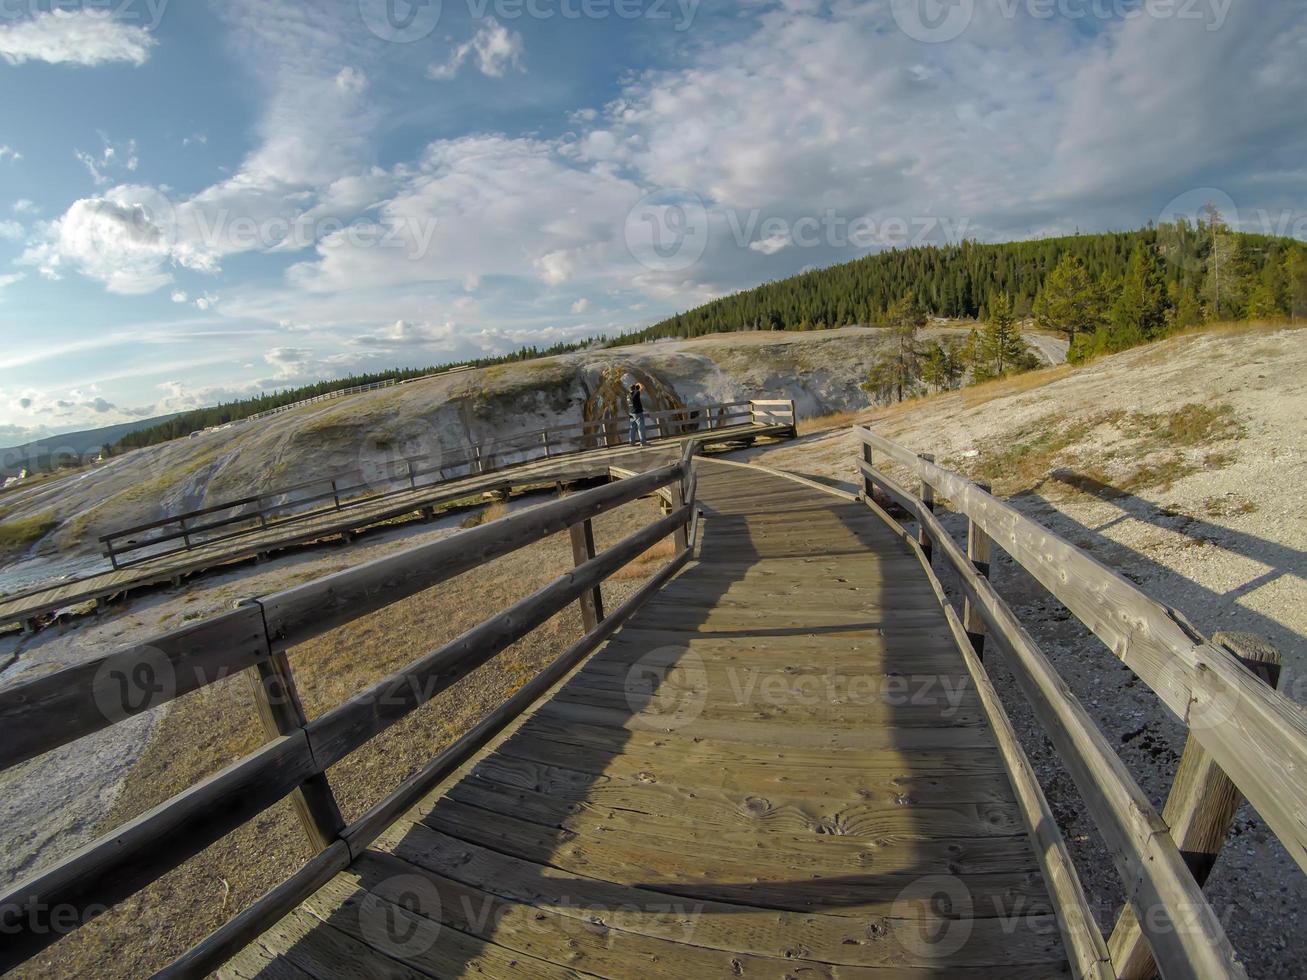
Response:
[669, 477, 689, 554]
[962, 480, 993, 658]
[860, 442, 876, 503]
[1108, 631, 1283, 979]
[243, 634, 346, 852]
[918, 452, 936, 565]
[568, 518, 604, 633]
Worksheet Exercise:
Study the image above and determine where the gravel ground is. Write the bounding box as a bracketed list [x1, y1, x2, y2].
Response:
[742, 324, 1307, 977]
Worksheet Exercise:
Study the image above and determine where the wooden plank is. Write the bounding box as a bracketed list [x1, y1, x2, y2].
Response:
[370, 828, 1066, 975]
[858, 427, 1307, 876]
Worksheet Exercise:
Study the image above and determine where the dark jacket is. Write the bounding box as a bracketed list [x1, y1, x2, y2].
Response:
[630, 388, 644, 415]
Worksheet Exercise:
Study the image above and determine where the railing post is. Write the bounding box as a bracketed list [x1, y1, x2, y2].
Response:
[179, 516, 193, 551]
[918, 453, 935, 566]
[962, 481, 993, 658]
[568, 518, 604, 633]
[240, 601, 345, 852]
[860, 439, 876, 502]
[473, 444, 485, 474]
[330, 480, 341, 511]
[542, 430, 552, 458]
[1107, 631, 1282, 979]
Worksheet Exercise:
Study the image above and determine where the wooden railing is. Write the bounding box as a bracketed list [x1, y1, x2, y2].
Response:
[99, 399, 783, 570]
[0, 443, 703, 976]
[856, 427, 1304, 980]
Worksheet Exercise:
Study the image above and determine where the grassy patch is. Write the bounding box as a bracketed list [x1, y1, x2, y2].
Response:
[459, 499, 509, 529]
[967, 402, 1245, 497]
[0, 510, 58, 555]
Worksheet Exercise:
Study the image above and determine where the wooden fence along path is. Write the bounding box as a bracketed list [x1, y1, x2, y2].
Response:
[0, 400, 795, 631]
[1, 419, 1303, 978]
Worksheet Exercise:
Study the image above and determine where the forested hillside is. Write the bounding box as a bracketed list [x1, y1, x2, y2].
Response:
[623, 219, 1307, 351]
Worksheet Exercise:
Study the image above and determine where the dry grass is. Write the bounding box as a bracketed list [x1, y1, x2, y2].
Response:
[0, 510, 58, 558]
[20, 497, 665, 979]
[965, 401, 1246, 497]
[795, 408, 868, 437]
[459, 498, 509, 529]
[609, 537, 677, 580]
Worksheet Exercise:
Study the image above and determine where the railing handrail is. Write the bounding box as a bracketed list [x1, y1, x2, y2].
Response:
[0, 452, 703, 974]
[96, 399, 781, 567]
[854, 425, 1303, 979]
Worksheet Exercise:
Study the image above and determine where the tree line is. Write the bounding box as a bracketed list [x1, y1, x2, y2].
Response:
[621, 215, 1307, 353]
[109, 339, 594, 454]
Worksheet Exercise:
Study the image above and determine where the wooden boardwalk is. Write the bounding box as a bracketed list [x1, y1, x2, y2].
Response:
[0, 424, 785, 631]
[221, 456, 1067, 978]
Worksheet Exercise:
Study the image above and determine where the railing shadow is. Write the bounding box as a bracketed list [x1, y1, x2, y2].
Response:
[1023, 468, 1304, 687]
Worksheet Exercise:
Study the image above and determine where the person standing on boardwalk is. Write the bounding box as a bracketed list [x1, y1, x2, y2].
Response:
[628, 382, 650, 446]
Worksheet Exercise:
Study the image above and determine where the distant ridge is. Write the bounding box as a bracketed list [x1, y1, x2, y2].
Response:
[0, 415, 181, 477]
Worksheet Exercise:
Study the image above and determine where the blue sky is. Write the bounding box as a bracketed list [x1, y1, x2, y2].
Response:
[0, 0, 1302, 445]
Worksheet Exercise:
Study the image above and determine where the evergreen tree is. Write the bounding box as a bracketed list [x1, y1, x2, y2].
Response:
[920, 337, 966, 392]
[976, 292, 1029, 378]
[864, 294, 925, 402]
[1109, 243, 1169, 345]
[1033, 254, 1103, 338]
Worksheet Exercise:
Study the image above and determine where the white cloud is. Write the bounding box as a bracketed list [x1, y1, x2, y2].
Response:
[571, 298, 591, 314]
[170, 290, 189, 303]
[0, 10, 156, 67]
[0, 220, 24, 241]
[335, 66, 368, 94]
[428, 19, 524, 80]
[0, 145, 21, 163]
[12, 199, 38, 215]
[182, 133, 208, 148]
[0, 272, 23, 291]
[20, 185, 214, 294]
[195, 292, 220, 311]
[75, 135, 139, 186]
[353, 319, 456, 348]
